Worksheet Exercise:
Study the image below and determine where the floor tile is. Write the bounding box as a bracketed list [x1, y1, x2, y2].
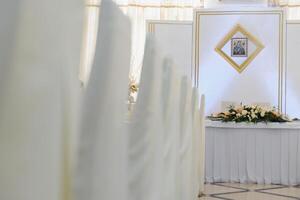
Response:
[202, 183, 300, 200]
[220, 183, 280, 190]
[199, 196, 220, 200]
[203, 183, 241, 195]
[218, 191, 294, 200]
[257, 187, 300, 199]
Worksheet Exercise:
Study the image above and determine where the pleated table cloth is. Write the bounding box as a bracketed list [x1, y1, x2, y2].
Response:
[205, 120, 300, 186]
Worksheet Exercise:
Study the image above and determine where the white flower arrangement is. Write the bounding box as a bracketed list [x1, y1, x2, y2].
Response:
[209, 104, 290, 123]
[128, 75, 138, 105]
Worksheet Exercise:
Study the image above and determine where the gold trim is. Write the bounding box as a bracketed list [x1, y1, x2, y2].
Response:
[280, 4, 300, 7]
[147, 20, 193, 34]
[85, 3, 300, 8]
[215, 24, 264, 74]
[147, 22, 155, 33]
[146, 20, 194, 79]
[193, 10, 285, 112]
[86, 3, 203, 8]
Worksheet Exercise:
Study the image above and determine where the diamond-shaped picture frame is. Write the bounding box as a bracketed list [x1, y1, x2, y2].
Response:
[215, 24, 264, 73]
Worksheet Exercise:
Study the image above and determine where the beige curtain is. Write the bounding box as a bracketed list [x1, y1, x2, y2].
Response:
[270, 0, 300, 19]
[80, 0, 203, 84]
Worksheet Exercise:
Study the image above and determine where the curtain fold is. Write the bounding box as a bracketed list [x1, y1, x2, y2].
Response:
[75, 1, 131, 200]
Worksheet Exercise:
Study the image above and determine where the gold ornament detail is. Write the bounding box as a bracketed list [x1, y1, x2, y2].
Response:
[215, 24, 265, 73]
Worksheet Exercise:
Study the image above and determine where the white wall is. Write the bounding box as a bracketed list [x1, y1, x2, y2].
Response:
[286, 21, 300, 118]
[147, 21, 193, 79]
[194, 8, 285, 115]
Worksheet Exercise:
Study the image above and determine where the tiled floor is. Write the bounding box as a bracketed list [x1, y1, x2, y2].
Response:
[200, 183, 300, 200]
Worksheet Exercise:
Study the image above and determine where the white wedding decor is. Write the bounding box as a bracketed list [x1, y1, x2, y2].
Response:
[160, 59, 178, 200]
[127, 36, 164, 200]
[76, 1, 207, 199]
[198, 94, 206, 195]
[127, 35, 205, 200]
[0, 1, 83, 200]
[205, 120, 300, 185]
[3, 0, 300, 199]
[205, 103, 300, 185]
[75, 1, 131, 200]
[178, 76, 193, 200]
[209, 104, 290, 123]
[191, 89, 206, 196]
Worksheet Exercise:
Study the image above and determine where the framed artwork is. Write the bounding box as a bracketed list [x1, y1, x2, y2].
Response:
[215, 24, 264, 73]
[231, 38, 248, 57]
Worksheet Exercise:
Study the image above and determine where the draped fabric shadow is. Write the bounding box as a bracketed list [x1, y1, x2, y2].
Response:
[75, 1, 131, 200]
[0, 1, 83, 200]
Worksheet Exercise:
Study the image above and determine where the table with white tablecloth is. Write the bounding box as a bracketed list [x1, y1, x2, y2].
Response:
[205, 120, 300, 186]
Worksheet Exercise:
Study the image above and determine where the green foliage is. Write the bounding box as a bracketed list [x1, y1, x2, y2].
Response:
[209, 104, 290, 123]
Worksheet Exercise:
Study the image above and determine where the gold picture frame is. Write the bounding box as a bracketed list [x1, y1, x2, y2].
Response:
[215, 24, 265, 73]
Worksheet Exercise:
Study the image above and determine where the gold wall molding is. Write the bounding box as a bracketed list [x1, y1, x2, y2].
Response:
[193, 9, 286, 112]
[146, 20, 194, 78]
[86, 3, 203, 8]
[147, 22, 156, 33]
[215, 24, 265, 73]
[146, 20, 193, 33]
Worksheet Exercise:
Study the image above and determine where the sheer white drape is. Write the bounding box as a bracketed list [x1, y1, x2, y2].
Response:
[283, 0, 300, 19]
[270, 0, 300, 18]
[80, 0, 203, 84]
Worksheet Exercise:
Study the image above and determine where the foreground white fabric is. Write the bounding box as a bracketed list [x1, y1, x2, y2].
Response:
[191, 88, 201, 198]
[177, 76, 194, 200]
[0, 1, 205, 200]
[0, 1, 83, 200]
[127, 36, 164, 200]
[127, 37, 205, 200]
[199, 95, 206, 194]
[161, 59, 178, 200]
[205, 121, 300, 186]
[75, 1, 131, 200]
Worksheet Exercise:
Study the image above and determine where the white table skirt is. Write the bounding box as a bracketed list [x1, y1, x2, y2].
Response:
[205, 120, 300, 186]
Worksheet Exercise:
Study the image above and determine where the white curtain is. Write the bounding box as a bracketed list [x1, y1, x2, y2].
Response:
[270, 0, 300, 18]
[282, 0, 300, 19]
[80, 0, 203, 84]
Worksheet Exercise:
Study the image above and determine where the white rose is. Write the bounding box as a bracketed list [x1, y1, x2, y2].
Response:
[242, 110, 248, 116]
[260, 111, 265, 117]
[251, 113, 257, 119]
[248, 115, 252, 121]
